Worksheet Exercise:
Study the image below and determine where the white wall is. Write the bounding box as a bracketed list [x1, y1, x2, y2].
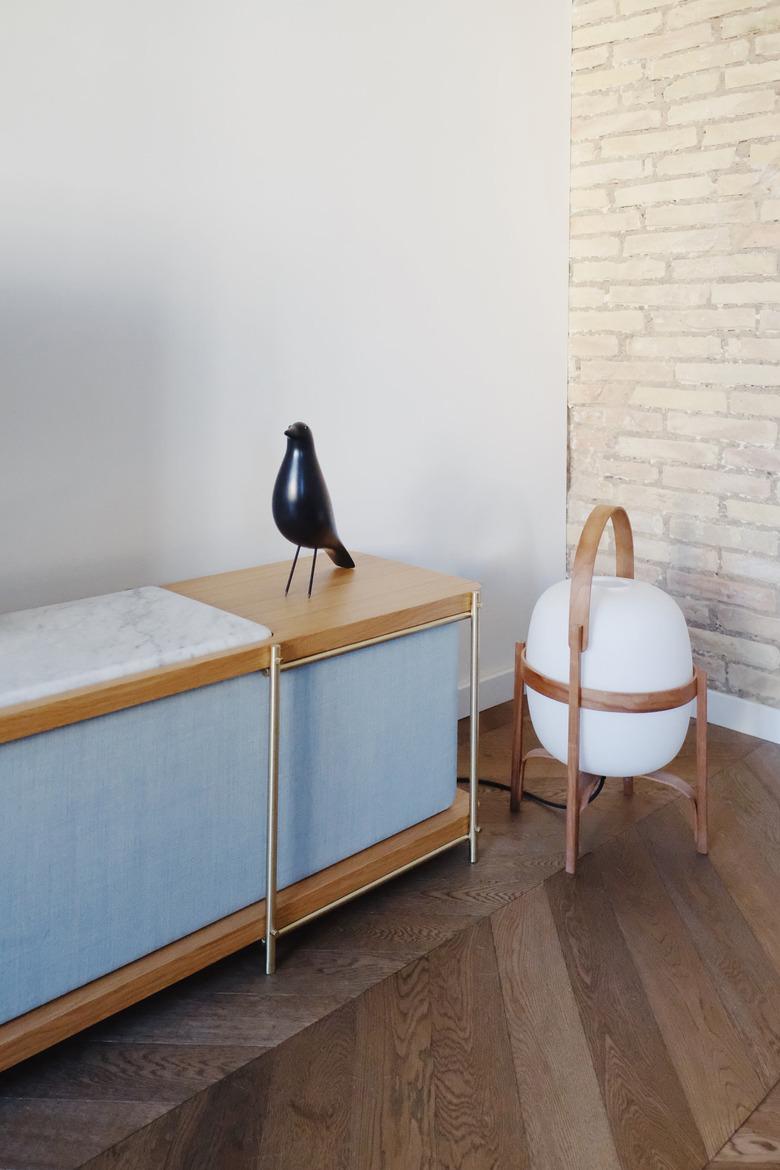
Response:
[0, 1, 570, 699]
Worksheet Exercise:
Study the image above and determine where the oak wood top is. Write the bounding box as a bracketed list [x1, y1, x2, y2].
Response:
[167, 552, 478, 665]
[0, 554, 478, 744]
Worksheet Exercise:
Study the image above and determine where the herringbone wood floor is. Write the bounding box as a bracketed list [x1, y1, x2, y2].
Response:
[2, 705, 780, 1169]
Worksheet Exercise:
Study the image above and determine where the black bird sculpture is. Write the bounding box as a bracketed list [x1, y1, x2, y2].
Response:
[272, 422, 355, 597]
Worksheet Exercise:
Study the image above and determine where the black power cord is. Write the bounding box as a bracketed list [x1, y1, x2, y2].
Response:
[457, 775, 607, 809]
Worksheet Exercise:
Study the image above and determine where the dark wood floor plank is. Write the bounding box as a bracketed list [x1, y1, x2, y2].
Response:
[0, 1098, 164, 1170]
[706, 1079, 780, 1166]
[546, 856, 708, 1170]
[349, 959, 434, 1170]
[429, 918, 529, 1170]
[596, 828, 764, 1157]
[257, 1002, 355, 1170]
[640, 800, 780, 1089]
[492, 885, 621, 1170]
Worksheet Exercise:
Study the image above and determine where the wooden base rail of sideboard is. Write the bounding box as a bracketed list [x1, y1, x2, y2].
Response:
[0, 789, 469, 1073]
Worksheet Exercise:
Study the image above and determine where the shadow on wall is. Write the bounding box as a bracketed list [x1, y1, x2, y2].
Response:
[0, 283, 168, 613]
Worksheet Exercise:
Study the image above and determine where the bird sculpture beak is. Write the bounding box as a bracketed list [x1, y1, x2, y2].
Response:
[284, 427, 293, 438]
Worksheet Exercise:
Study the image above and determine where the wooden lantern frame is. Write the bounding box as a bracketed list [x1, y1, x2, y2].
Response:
[510, 504, 708, 876]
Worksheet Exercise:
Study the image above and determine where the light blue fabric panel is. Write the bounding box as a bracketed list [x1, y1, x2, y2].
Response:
[0, 623, 458, 1023]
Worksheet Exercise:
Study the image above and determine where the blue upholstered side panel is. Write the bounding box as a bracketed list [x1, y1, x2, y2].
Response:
[0, 623, 458, 1022]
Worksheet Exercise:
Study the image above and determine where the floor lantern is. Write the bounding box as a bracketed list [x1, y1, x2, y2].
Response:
[510, 503, 708, 875]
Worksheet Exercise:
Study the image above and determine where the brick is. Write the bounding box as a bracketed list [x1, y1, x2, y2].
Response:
[703, 114, 780, 148]
[731, 391, 780, 415]
[573, 0, 619, 25]
[613, 22, 713, 61]
[628, 335, 721, 357]
[724, 446, 780, 473]
[608, 283, 710, 305]
[571, 234, 621, 258]
[716, 173, 763, 197]
[646, 200, 756, 227]
[618, 0, 677, 11]
[570, 286, 608, 307]
[616, 483, 721, 516]
[572, 63, 645, 93]
[569, 333, 621, 357]
[571, 142, 599, 166]
[760, 309, 780, 330]
[570, 383, 636, 405]
[721, 6, 780, 38]
[597, 456, 661, 482]
[756, 31, 780, 55]
[624, 227, 731, 254]
[572, 93, 621, 119]
[761, 200, 780, 221]
[572, 44, 611, 70]
[671, 253, 777, 279]
[602, 126, 697, 158]
[727, 336, 780, 360]
[572, 108, 661, 141]
[570, 405, 665, 431]
[728, 665, 780, 702]
[670, 516, 778, 556]
[726, 499, 780, 525]
[570, 308, 647, 332]
[657, 148, 737, 177]
[667, 411, 777, 444]
[668, 543, 720, 572]
[750, 142, 780, 167]
[678, 362, 780, 385]
[668, 0, 767, 29]
[614, 175, 713, 205]
[572, 257, 666, 281]
[726, 59, 780, 88]
[572, 11, 663, 48]
[668, 568, 775, 609]
[649, 307, 755, 331]
[664, 70, 720, 101]
[646, 40, 749, 79]
[617, 435, 719, 462]
[570, 189, 612, 212]
[621, 82, 661, 106]
[663, 465, 771, 497]
[738, 224, 780, 248]
[631, 384, 728, 409]
[713, 281, 780, 304]
[717, 605, 780, 640]
[579, 358, 674, 380]
[724, 551, 780, 584]
[669, 89, 776, 125]
[571, 211, 645, 237]
[691, 628, 780, 671]
[570, 158, 644, 188]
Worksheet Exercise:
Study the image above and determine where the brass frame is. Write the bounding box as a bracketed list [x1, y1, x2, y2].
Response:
[262, 590, 481, 973]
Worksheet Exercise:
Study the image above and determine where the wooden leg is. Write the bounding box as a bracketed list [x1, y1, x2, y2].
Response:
[565, 642, 582, 875]
[307, 549, 318, 599]
[695, 666, 708, 855]
[510, 643, 525, 813]
[623, 777, 634, 797]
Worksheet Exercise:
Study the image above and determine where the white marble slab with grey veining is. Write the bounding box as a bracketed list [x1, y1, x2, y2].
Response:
[0, 586, 272, 709]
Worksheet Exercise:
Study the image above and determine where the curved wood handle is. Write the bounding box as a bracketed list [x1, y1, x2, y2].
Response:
[569, 504, 634, 652]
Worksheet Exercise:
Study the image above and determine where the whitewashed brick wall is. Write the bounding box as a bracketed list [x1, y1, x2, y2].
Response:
[568, 0, 780, 708]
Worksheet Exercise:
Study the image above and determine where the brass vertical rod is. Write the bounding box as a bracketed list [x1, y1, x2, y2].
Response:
[264, 644, 281, 974]
[469, 590, 480, 863]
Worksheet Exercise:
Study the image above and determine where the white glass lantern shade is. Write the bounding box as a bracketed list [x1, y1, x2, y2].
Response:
[525, 576, 693, 777]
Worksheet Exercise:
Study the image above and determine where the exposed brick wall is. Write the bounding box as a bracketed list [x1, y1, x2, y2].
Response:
[568, 0, 780, 707]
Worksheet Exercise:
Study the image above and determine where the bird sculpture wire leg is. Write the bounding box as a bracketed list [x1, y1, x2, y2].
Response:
[284, 546, 301, 596]
[307, 549, 318, 599]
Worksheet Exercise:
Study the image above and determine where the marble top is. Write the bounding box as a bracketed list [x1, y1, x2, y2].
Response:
[0, 586, 272, 709]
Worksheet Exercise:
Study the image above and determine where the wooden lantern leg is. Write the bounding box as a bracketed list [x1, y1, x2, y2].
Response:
[510, 643, 525, 813]
[566, 641, 582, 875]
[695, 666, 709, 855]
[623, 777, 634, 797]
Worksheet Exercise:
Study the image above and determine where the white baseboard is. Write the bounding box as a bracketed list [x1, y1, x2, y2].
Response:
[707, 687, 780, 746]
[459, 670, 780, 747]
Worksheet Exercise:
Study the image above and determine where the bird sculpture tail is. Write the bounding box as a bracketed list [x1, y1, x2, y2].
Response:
[327, 542, 355, 569]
